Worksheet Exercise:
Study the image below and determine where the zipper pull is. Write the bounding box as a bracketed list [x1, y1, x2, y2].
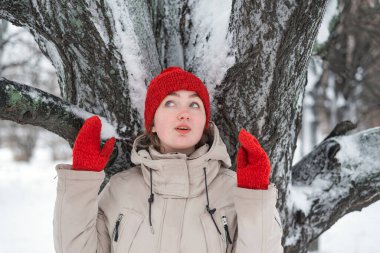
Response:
[221, 215, 232, 244]
[113, 214, 124, 242]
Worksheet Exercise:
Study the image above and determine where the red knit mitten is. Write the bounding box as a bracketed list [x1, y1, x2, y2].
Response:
[236, 129, 271, 190]
[72, 116, 115, 172]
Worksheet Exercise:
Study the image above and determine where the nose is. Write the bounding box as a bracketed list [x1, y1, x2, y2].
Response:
[177, 110, 190, 120]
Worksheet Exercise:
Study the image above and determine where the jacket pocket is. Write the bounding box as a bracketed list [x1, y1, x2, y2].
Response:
[111, 208, 144, 253]
[200, 206, 237, 253]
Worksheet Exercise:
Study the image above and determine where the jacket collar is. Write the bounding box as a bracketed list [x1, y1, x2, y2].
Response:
[131, 122, 231, 198]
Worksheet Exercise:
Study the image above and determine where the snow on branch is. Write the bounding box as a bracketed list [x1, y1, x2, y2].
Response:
[287, 125, 380, 251]
[0, 78, 133, 181]
[0, 77, 119, 144]
[0, 77, 83, 145]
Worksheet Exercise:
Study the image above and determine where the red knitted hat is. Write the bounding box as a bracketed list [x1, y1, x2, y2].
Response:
[144, 66, 210, 132]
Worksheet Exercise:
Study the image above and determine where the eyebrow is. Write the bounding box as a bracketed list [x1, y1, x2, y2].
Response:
[168, 92, 199, 98]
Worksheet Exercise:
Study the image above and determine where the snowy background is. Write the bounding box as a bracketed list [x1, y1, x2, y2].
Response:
[1, 0, 380, 252]
[0, 148, 60, 253]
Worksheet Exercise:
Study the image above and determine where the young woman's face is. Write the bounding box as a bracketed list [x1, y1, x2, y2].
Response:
[152, 90, 207, 155]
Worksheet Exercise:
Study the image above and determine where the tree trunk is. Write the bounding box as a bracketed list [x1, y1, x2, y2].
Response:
[1, 1, 379, 252]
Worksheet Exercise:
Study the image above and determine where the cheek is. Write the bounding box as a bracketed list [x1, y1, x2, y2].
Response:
[192, 115, 206, 137]
[153, 110, 174, 132]
[195, 112, 207, 125]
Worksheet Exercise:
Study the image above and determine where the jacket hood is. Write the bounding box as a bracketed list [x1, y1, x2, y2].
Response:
[131, 122, 231, 198]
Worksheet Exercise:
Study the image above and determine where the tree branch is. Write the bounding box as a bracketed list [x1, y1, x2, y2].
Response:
[0, 77, 81, 145]
[2, 0, 161, 138]
[0, 77, 133, 181]
[0, 0, 32, 27]
[288, 126, 380, 252]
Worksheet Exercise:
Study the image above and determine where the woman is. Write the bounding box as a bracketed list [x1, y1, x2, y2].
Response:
[53, 67, 283, 253]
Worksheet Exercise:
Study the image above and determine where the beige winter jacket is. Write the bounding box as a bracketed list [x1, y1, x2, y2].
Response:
[53, 122, 283, 253]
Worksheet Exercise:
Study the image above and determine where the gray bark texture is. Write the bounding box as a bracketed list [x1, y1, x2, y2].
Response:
[1, 1, 379, 252]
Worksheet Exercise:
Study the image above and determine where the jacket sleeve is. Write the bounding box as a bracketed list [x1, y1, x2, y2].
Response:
[53, 164, 111, 253]
[232, 184, 283, 253]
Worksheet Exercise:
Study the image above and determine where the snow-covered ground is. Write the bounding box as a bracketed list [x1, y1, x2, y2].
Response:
[0, 147, 379, 253]
[0, 148, 62, 253]
[318, 200, 380, 253]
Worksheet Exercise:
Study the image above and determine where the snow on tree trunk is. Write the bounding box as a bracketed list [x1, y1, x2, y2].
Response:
[1, 1, 380, 253]
[290, 123, 380, 251]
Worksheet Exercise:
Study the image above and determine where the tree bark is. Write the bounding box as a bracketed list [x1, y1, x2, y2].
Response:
[0, 77, 82, 145]
[214, 3, 329, 248]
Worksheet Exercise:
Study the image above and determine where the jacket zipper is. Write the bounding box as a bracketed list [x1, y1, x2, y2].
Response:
[113, 214, 124, 242]
[221, 216, 232, 244]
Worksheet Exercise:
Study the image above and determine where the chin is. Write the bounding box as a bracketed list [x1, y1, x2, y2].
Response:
[169, 142, 196, 151]
[172, 144, 195, 150]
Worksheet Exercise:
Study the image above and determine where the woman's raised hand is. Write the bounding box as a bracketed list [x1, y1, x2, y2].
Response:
[236, 129, 271, 190]
[72, 116, 115, 172]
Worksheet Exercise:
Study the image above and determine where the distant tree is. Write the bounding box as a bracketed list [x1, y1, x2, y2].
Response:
[0, 1, 379, 252]
[0, 19, 68, 161]
[313, 0, 380, 133]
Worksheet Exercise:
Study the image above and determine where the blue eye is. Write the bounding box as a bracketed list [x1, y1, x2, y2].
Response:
[190, 102, 200, 108]
[165, 100, 175, 107]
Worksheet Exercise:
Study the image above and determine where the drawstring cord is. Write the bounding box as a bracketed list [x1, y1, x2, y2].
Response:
[148, 168, 155, 234]
[204, 167, 233, 250]
[146, 166, 231, 246]
[203, 167, 222, 236]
